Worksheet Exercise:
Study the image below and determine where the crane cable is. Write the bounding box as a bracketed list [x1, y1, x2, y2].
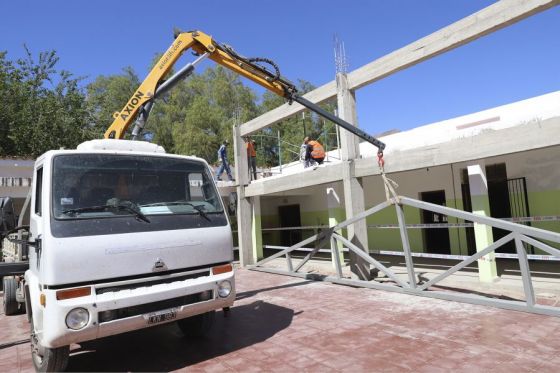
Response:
[378, 151, 400, 204]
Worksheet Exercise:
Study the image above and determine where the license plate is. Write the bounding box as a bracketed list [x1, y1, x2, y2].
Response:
[144, 308, 178, 325]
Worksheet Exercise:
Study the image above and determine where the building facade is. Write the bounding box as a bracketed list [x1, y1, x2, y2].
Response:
[0, 158, 34, 220]
[247, 91, 560, 256]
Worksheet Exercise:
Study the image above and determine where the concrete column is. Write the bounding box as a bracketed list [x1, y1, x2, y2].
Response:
[251, 195, 263, 261]
[233, 125, 254, 266]
[327, 186, 344, 270]
[467, 164, 498, 282]
[336, 72, 370, 280]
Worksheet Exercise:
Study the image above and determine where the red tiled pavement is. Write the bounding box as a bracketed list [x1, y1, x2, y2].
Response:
[1, 268, 559, 372]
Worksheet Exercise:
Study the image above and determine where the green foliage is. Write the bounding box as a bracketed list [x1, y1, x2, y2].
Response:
[85, 67, 140, 137]
[0, 45, 341, 169]
[0, 48, 93, 157]
[255, 81, 339, 167]
[149, 66, 258, 163]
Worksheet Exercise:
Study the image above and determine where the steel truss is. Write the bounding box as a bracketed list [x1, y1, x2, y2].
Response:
[250, 196, 560, 317]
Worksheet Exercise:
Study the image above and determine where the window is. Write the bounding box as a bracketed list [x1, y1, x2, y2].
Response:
[188, 173, 204, 201]
[51, 154, 223, 220]
[35, 167, 43, 216]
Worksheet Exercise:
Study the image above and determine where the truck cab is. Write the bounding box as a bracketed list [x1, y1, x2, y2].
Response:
[25, 139, 235, 371]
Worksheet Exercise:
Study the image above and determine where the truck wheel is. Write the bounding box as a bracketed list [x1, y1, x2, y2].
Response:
[2, 276, 19, 315]
[177, 310, 215, 337]
[30, 319, 69, 372]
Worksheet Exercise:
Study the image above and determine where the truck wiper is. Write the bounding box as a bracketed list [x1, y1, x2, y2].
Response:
[192, 204, 210, 221]
[62, 201, 151, 223]
[140, 201, 210, 221]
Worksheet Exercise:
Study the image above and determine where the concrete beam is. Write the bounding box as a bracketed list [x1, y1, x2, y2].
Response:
[239, 0, 559, 137]
[233, 125, 254, 266]
[238, 117, 560, 197]
[335, 72, 370, 280]
[240, 81, 336, 137]
[347, 0, 560, 91]
[244, 163, 345, 197]
[354, 116, 560, 178]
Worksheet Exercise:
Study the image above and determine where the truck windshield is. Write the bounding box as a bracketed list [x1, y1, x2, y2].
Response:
[52, 154, 223, 220]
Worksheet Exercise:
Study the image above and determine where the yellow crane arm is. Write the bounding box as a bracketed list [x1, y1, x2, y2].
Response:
[104, 31, 293, 139]
[104, 30, 386, 151]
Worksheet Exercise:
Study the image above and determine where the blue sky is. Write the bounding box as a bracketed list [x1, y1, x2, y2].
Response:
[1, 0, 559, 135]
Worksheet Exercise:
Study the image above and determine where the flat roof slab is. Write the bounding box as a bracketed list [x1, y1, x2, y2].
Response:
[1, 269, 559, 371]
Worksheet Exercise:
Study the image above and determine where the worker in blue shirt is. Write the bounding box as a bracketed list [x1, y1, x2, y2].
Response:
[215, 140, 234, 181]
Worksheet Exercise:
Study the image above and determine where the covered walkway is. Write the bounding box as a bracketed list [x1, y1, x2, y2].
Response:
[1, 269, 559, 372]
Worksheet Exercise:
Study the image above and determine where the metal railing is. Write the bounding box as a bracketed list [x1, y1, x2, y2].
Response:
[250, 196, 560, 317]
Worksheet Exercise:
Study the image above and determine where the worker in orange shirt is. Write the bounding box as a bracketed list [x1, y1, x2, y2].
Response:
[245, 136, 257, 180]
[304, 136, 325, 168]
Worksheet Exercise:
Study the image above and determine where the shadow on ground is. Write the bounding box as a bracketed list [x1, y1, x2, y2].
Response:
[66, 300, 293, 372]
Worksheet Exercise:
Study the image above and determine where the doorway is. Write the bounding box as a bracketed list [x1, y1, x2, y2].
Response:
[420, 190, 451, 254]
[461, 163, 516, 254]
[486, 163, 515, 253]
[278, 204, 302, 247]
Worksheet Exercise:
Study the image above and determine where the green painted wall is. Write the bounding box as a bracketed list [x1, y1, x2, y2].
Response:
[446, 198, 468, 255]
[257, 189, 560, 253]
[527, 190, 560, 251]
[252, 210, 263, 259]
[261, 214, 280, 246]
[262, 202, 471, 254]
[261, 208, 346, 246]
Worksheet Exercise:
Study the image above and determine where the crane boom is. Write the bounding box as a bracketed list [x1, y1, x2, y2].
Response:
[105, 30, 386, 151]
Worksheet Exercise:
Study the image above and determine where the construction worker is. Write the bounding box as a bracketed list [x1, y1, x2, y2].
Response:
[304, 136, 325, 167]
[215, 140, 234, 181]
[245, 136, 257, 180]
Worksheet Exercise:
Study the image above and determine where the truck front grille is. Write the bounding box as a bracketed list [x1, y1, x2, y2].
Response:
[98, 290, 212, 323]
[95, 271, 210, 295]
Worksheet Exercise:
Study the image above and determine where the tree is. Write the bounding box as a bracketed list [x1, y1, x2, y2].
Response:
[0, 43, 330, 166]
[172, 95, 223, 161]
[149, 65, 258, 162]
[254, 80, 338, 168]
[85, 67, 141, 138]
[0, 48, 93, 157]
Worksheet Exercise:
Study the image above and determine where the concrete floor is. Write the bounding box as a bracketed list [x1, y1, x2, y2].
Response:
[1, 268, 560, 372]
[261, 253, 560, 306]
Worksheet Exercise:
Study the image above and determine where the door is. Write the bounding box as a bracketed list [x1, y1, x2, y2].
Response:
[486, 164, 515, 253]
[420, 190, 451, 254]
[461, 163, 515, 254]
[278, 204, 302, 247]
[508, 177, 533, 254]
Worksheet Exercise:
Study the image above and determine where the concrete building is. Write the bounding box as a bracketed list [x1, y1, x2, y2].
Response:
[0, 158, 34, 219]
[242, 91, 560, 257]
[231, 1, 560, 272]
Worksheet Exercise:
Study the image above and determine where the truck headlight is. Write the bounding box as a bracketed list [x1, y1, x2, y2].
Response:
[66, 308, 89, 330]
[217, 280, 232, 298]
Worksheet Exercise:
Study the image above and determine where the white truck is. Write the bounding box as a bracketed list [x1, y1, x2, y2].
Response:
[4, 139, 235, 371]
[1, 29, 388, 372]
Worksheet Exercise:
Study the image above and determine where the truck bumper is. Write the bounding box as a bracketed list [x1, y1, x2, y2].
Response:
[39, 270, 235, 348]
